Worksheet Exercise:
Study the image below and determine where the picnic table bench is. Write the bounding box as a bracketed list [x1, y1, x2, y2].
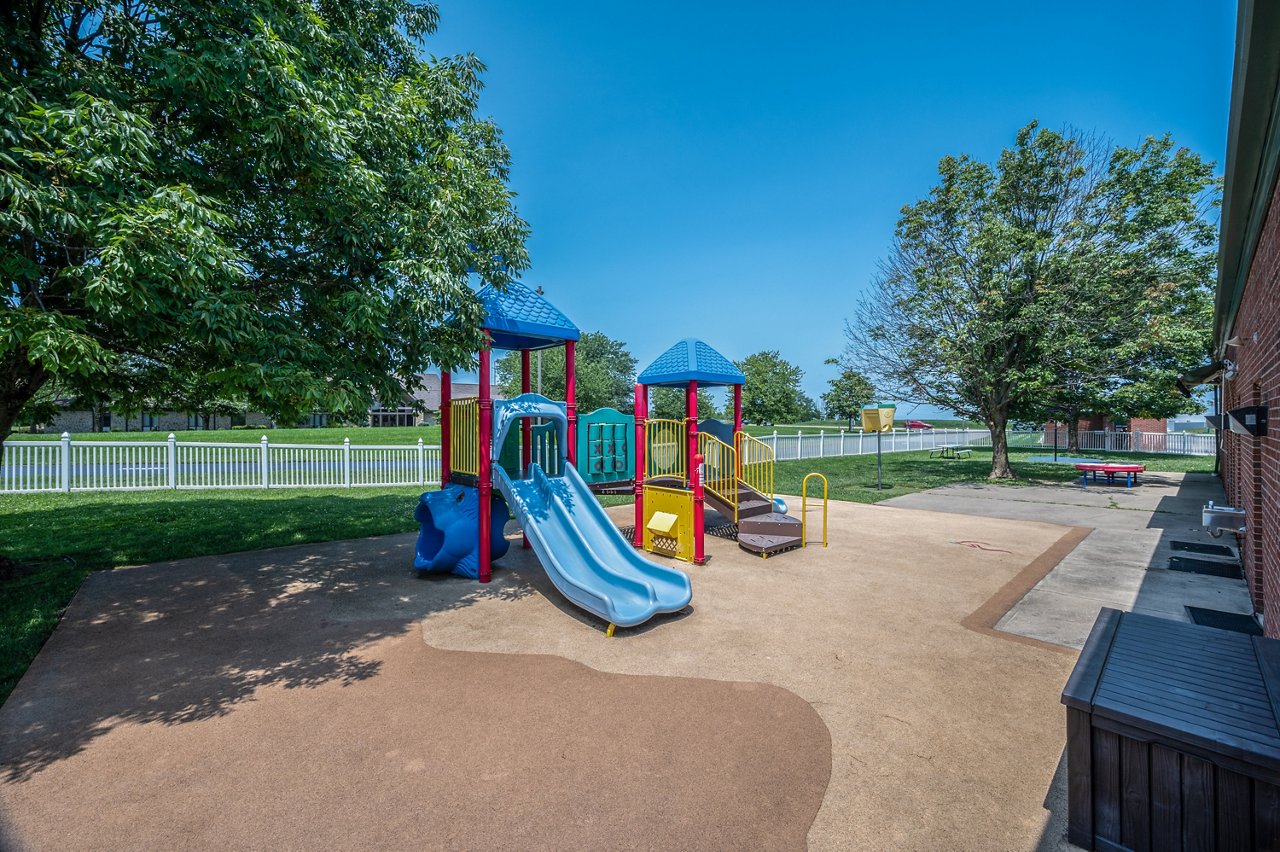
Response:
[1074, 462, 1144, 488]
[928, 445, 972, 460]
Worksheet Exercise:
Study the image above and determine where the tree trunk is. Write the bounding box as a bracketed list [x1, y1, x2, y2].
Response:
[988, 415, 1016, 479]
[0, 355, 50, 466]
[1066, 417, 1081, 454]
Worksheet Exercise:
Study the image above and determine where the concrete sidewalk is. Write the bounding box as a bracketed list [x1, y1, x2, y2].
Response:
[883, 472, 1254, 648]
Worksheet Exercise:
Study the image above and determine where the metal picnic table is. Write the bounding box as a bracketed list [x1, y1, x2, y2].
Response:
[1074, 462, 1145, 488]
[928, 444, 972, 460]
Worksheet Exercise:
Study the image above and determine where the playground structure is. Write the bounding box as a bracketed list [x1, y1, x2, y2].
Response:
[413, 284, 691, 632]
[413, 287, 824, 631]
[633, 339, 808, 559]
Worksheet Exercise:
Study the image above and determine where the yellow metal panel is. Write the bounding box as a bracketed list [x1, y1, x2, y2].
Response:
[642, 484, 694, 563]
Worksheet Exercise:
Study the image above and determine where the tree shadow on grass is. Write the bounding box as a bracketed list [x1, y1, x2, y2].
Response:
[0, 529, 533, 784]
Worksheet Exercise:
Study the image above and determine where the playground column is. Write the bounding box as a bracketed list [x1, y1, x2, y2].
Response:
[733, 383, 743, 478]
[440, 371, 452, 485]
[520, 350, 531, 549]
[565, 340, 577, 466]
[692, 452, 706, 565]
[478, 334, 493, 583]
[685, 379, 698, 486]
[633, 382, 647, 548]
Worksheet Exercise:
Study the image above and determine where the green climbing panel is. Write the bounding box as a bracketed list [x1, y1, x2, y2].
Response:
[578, 407, 634, 487]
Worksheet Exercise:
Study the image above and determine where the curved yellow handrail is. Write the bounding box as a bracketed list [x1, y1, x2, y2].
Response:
[801, 472, 828, 548]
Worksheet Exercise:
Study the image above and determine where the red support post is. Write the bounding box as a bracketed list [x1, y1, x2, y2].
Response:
[565, 340, 577, 466]
[440, 371, 452, 485]
[733, 383, 743, 436]
[477, 333, 493, 583]
[692, 452, 706, 565]
[633, 382, 647, 548]
[733, 382, 743, 478]
[685, 380, 698, 486]
[520, 349, 531, 549]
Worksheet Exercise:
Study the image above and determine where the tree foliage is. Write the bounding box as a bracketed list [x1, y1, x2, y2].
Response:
[648, 387, 721, 421]
[843, 122, 1218, 477]
[735, 350, 806, 425]
[1, 0, 529, 450]
[493, 331, 637, 413]
[820, 359, 875, 421]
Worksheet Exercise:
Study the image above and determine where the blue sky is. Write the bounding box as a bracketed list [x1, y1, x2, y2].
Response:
[433, 1, 1236, 418]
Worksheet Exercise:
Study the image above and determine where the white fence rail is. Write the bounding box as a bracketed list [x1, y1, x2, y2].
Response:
[762, 427, 1216, 461]
[1, 427, 1214, 496]
[1, 434, 441, 495]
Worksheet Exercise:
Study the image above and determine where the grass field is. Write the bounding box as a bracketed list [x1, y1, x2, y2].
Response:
[0, 445, 1212, 706]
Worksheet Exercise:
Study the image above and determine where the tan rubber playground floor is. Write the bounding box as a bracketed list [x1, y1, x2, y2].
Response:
[1, 498, 1083, 850]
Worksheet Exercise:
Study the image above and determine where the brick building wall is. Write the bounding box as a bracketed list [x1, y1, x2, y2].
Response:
[1220, 173, 1280, 637]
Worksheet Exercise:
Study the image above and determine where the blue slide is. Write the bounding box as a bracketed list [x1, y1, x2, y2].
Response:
[493, 462, 692, 628]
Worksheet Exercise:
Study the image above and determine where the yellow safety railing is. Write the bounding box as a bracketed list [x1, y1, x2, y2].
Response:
[801, 472, 828, 547]
[450, 397, 479, 476]
[697, 432, 738, 518]
[646, 418, 686, 482]
[735, 431, 774, 502]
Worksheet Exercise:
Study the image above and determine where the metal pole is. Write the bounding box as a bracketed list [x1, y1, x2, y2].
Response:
[477, 332, 493, 583]
[633, 382, 647, 548]
[876, 429, 883, 490]
[692, 452, 706, 565]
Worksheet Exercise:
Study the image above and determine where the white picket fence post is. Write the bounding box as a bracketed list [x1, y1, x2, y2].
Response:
[819, 430, 825, 457]
[343, 437, 352, 487]
[60, 431, 71, 492]
[260, 435, 270, 488]
[417, 438, 425, 486]
[167, 433, 177, 489]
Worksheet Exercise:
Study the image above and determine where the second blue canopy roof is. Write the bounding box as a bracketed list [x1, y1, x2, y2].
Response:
[637, 338, 745, 387]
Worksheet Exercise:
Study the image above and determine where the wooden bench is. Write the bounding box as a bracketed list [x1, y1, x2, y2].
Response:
[928, 445, 973, 460]
[1074, 462, 1145, 488]
[1062, 609, 1280, 850]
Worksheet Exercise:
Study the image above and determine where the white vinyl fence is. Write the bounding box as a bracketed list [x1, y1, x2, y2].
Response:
[1, 427, 1215, 496]
[762, 427, 1217, 461]
[1, 433, 441, 495]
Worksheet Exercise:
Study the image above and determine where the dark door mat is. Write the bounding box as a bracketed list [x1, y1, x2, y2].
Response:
[1170, 540, 1235, 557]
[1186, 606, 1262, 635]
[1167, 556, 1242, 579]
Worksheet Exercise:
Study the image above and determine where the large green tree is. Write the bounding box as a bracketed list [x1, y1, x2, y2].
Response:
[820, 358, 875, 421]
[843, 122, 1217, 478]
[493, 330, 637, 413]
[1, 0, 528, 455]
[735, 351, 806, 425]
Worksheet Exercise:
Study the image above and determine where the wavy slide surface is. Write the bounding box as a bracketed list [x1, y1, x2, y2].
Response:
[493, 463, 692, 627]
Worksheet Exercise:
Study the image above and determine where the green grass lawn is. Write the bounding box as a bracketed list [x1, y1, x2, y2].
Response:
[773, 447, 1213, 504]
[0, 445, 1212, 706]
[8, 425, 442, 445]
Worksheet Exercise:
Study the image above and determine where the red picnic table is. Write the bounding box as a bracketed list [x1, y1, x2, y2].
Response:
[1074, 462, 1145, 488]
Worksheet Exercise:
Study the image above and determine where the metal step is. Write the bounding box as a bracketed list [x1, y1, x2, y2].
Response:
[738, 512, 802, 537]
[737, 499, 774, 519]
[738, 532, 803, 557]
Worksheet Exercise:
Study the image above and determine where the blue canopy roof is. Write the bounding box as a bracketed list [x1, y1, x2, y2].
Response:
[478, 282, 580, 351]
[637, 338, 745, 387]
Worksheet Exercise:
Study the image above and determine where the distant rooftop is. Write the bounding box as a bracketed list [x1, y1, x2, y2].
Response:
[478, 282, 580, 351]
[637, 339, 745, 387]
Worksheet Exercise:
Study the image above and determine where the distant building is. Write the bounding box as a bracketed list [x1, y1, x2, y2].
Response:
[1043, 415, 1168, 434]
[37, 373, 497, 433]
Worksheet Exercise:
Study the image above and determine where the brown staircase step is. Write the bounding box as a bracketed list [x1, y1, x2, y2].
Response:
[738, 532, 803, 557]
[736, 499, 774, 519]
[738, 512, 802, 537]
